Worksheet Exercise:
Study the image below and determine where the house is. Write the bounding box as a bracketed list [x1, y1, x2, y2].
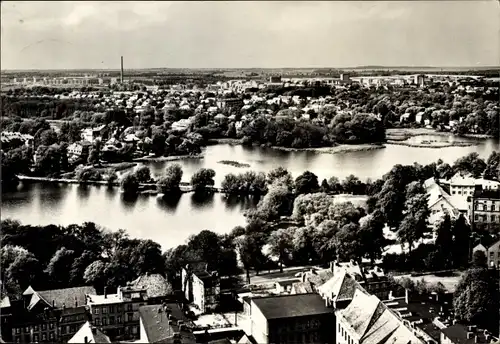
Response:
[0, 296, 12, 342]
[68, 321, 111, 343]
[336, 289, 425, 344]
[441, 324, 499, 344]
[472, 239, 500, 268]
[467, 189, 500, 229]
[10, 286, 95, 343]
[181, 262, 220, 314]
[67, 141, 92, 164]
[318, 269, 360, 311]
[250, 293, 335, 344]
[85, 285, 148, 341]
[290, 268, 333, 294]
[217, 98, 243, 111]
[425, 177, 462, 227]
[138, 304, 195, 344]
[81, 125, 106, 143]
[128, 274, 174, 304]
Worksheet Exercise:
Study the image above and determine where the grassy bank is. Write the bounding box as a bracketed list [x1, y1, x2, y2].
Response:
[271, 144, 386, 154]
[133, 153, 204, 162]
[386, 127, 494, 141]
[386, 140, 476, 149]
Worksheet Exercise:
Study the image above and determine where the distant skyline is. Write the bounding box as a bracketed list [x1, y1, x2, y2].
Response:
[1, 1, 499, 70]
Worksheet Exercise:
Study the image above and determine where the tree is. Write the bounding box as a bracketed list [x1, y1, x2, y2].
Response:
[2, 245, 41, 294]
[84, 260, 107, 290]
[292, 226, 318, 264]
[87, 142, 101, 166]
[472, 250, 487, 268]
[157, 163, 183, 194]
[267, 167, 294, 189]
[39, 129, 58, 147]
[121, 172, 139, 195]
[267, 228, 293, 272]
[135, 165, 152, 183]
[236, 234, 264, 284]
[435, 214, 453, 268]
[294, 171, 319, 195]
[453, 152, 486, 178]
[453, 268, 499, 332]
[483, 151, 500, 181]
[452, 214, 471, 268]
[358, 210, 386, 263]
[190, 168, 216, 193]
[45, 247, 76, 287]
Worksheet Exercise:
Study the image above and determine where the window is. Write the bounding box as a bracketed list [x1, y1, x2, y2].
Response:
[492, 204, 496, 211]
[458, 190, 462, 195]
[94, 318, 100, 326]
[42, 333, 47, 341]
[452, 191, 456, 195]
[109, 305, 114, 313]
[102, 307, 108, 314]
[42, 324, 46, 331]
[34, 325, 39, 332]
[492, 215, 496, 222]
[102, 318, 107, 326]
[127, 304, 133, 311]
[34, 334, 39, 342]
[49, 332, 54, 340]
[24, 327, 29, 333]
[117, 305, 122, 312]
[49, 323, 54, 330]
[66, 325, 70, 334]
[94, 308, 99, 315]
[117, 316, 122, 324]
[132, 326, 138, 334]
[127, 313, 133, 322]
[109, 316, 115, 325]
[15, 328, 20, 334]
[61, 326, 66, 334]
[475, 214, 479, 221]
[15, 337, 20, 343]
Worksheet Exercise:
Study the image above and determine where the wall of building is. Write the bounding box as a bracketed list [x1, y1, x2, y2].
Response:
[450, 184, 475, 196]
[192, 275, 205, 313]
[138, 318, 149, 344]
[468, 197, 500, 224]
[250, 301, 269, 344]
[336, 316, 359, 344]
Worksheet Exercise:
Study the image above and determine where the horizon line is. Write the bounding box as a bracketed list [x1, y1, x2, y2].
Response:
[2, 65, 500, 73]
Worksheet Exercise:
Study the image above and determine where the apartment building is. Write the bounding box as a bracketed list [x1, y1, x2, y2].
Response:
[181, 262, 220, 314]
[68, 321, 111, 343]
[9, 285, 95, 343]
[467, 189, 500, 229]
[85, 286, 148, 341]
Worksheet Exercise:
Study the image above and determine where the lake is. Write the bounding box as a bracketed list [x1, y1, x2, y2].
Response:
[2, 136, 498, 249]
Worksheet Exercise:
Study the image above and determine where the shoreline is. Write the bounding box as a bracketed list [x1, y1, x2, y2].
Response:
[386, 140, 477, 149]
[271, 143, 386, 154]
[386, 127, 494, 141]
[209, 138, 386, 154]
[133, 153, 204, 162]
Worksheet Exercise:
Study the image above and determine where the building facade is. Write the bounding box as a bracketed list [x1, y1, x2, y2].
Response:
[182, 263, 220, 314]
[473, 239, 500, 268]
[467, 189, 500, 228]
[86, 286, 148, 341]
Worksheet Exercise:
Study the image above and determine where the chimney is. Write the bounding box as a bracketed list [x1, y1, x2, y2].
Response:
[330, 261, 335, 274]
[52, 300, 55, 307]
[104, 287, 107, 299]
[405, 289, 409, 304]
[120, 56, 124, 84]
[301, 272, 307, 283]
[91, 326, 97, 334]
[75, 296, 78, 308]
[466, 332, 474, 339]
[474, 335, 478, 343]
[84, 336, 88, 344]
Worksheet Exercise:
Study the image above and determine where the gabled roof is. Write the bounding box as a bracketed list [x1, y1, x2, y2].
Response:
[22, 286, 35, 296]
[339, 289, 424, 344]
[68, 321, 111, 343]
[318, 270, 363, 303]
[129, 274, 174, 299]
[290, 281, 315, 294]
[28, 286, 96, 311]
[0, 296, 11, 308]
[139, 304, 196, 344]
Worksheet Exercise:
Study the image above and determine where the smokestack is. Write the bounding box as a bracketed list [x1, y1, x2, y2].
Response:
[120, 56, 124, 84]
[104, 286, 107, 299]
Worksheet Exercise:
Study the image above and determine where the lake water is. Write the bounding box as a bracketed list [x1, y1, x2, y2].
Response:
[2, 137, 498, 249]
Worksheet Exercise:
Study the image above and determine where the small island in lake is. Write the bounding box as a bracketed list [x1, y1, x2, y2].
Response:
[218, 160, 251, 168]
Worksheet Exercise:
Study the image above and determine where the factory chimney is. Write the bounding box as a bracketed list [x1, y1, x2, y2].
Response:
[120, 56, 124, 84]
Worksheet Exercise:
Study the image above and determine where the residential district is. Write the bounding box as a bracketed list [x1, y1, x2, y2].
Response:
[1, 68, 499, 344]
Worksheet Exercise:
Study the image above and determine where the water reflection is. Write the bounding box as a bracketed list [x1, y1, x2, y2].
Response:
[76, 185, 91, 199]
[191, 191, 214, 208]
[41, 184, 66, 207]
[156, 192, 182, 212]
[121, 193, 138, 209]
[104, 186, 117, 199]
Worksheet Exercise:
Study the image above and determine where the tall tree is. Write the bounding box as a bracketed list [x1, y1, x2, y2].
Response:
[294, 171, 319, 195]
[45, 247, 77, 287]
[435, 214, 453, 268]
[157, 163, 183, 194]
[453, 268, 499, 332]
[190, 168, 216, 193]
[267, 228, 293, 273]
[451, 214, 471, 268]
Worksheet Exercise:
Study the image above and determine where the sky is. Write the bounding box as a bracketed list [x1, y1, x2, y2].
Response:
[1, 1, 499, 70]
